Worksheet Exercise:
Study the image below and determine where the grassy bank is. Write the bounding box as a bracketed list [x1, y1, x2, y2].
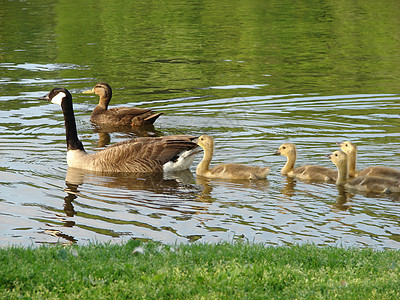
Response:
[1, 241, 399, 299]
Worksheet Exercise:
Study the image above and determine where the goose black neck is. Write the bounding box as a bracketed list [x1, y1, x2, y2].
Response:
[61, 97, 85, 151]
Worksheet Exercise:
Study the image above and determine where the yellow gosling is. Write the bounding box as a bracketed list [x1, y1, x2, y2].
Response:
[274, 143, 337, 181]
[328, 150, 400, 193]
[338, 141, 400, 180]
[196, 135, 270, 180]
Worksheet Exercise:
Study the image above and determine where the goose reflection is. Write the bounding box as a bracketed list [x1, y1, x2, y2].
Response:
[38, 182, 80, 244]
[64, 182, 79, 217]
[63, 167, 201, 224]
[60, 167, 218, 244]
[42, 228, 78, 245]
[65, 167, 197, 194]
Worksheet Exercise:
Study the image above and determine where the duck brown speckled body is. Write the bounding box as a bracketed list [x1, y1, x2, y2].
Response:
[83, 82, 162, 126]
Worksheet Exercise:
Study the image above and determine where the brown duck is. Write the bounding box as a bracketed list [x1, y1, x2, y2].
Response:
[83, 82, 162, 126]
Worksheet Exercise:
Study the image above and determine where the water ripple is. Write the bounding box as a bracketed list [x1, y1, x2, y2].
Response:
[0, 63, 85, 72]
[1, 92, 400, 248]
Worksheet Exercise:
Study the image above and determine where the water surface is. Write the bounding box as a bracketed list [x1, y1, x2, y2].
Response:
[1, 0, 400, 249]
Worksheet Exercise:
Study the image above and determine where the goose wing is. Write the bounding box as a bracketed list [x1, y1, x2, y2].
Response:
[91, 136, 198, 173]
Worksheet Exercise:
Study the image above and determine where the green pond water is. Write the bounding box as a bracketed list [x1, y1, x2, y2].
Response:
[1, 0, 400, 248]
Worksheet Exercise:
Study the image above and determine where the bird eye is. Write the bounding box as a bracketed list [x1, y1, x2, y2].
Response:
[282, 146, 286, 149]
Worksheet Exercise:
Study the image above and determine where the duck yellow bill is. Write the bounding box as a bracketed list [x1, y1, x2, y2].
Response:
[82, 89, 94, 94]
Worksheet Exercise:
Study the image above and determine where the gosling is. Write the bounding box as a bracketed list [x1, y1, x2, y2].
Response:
[274, 143, 337, 181]
[338, 141, 400, 180]
[328, 150, 400, 193]
[196, 135, 270, 180]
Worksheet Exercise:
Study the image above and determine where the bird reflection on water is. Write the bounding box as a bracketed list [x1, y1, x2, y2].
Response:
[279, 176, 353, 211]
[93, 125, 163, 148]
[64, 167, 198, 199]
[59, 167, 207, 243]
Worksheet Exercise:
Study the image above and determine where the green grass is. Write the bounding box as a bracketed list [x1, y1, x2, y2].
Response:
[1, 241, 399, 299]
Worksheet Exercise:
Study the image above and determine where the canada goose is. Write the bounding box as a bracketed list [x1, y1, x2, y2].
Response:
[196, 135, 270, 180]
[338, 141, 400, 179]
[39, 88, 198, 173]
[328, 150, 400, 193]
[82, 82, 163, 126]
[274, 143, 337, 181]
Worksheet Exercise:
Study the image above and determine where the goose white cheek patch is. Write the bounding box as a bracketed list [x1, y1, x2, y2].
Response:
[51, 92, 66, 105]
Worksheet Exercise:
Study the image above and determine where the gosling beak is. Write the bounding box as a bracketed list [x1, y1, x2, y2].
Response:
[336, 141, 343, 147]
[38, 93, 50, 102]
[82, 89, 94, 94]
[325, 154, 332, 159]
[273, 150, 281, 155]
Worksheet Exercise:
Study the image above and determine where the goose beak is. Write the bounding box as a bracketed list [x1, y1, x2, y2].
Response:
[336, 142, 343, 146]
[273, 150, 281, 155]
[82, 89, 94, 94]
[38, 93, 50, 101]
[325, 154, 332, 159]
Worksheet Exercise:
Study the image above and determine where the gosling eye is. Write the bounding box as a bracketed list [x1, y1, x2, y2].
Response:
[282, 146, 286, 149]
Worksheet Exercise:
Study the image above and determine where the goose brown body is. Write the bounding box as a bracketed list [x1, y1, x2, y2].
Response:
[67, 136, 199, 173]
[196, 135, 270, 180]
[83, 82, 162, 126]
[328, 150, 400, 193]
[274, 143, 337, 181]
[40, 88, 198, 173]
[338, 141, 400, 180]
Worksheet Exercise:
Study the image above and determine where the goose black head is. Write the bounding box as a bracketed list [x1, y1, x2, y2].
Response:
[39, 88, 72, 106]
